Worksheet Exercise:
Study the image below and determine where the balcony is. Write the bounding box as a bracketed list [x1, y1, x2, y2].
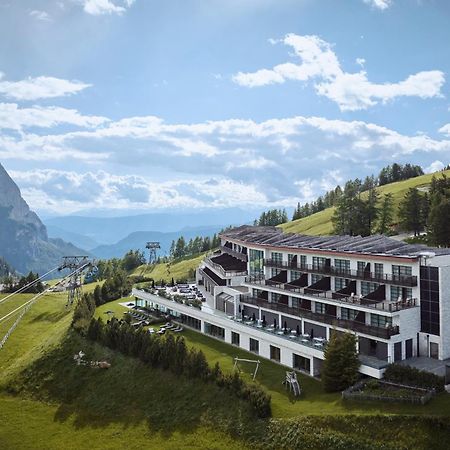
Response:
[240, 295, 400, 339]
[198, 267, 226, 287]
[244, 275, 417, 313]
[220, 245, 248, 262]
[204, 257, 247, 277]
[264, 259, 417, 287]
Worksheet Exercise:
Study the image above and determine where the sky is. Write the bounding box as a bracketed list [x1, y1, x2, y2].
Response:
[1, 0, 450, 217]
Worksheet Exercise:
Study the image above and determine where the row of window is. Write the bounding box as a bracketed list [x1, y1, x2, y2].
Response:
[270, 251, 413, 278]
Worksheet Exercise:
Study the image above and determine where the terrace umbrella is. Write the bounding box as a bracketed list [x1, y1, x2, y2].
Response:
[238, 305, 241, 313]
[296, 324, 300, 335]
[252, 312, 256, 322]
[273, 318, 277, 328]
[242, 309, 245, 320]
[284, 320, 287, 331]
[262, 315, 266, 327]
[310, 328, 314, 339]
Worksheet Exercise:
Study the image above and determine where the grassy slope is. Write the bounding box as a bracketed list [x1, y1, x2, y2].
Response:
[131, 252, 208, 284]
[281, 169, 450, 236]
[0, 288, 250, 450]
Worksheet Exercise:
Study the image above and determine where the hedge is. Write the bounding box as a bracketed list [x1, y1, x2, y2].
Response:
[383, 363, 445, 392]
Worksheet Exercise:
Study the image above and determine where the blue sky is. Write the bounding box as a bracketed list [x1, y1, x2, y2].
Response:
[1, 0, 450, 216]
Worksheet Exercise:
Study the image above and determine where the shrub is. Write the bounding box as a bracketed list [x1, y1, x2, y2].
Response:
[383, 364, 444, 392]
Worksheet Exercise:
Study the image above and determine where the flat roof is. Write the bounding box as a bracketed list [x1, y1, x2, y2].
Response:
[220, 226, 450, 258]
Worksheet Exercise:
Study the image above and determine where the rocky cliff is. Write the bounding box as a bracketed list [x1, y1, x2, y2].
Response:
[0, 163, 87, 275]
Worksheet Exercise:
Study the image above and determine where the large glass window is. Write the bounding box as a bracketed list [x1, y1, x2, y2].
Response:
[392, 265, 412, 279]
[334, 259, 350, 274]
[357, 261, 367, 273]
[271, 268, 282, 277]
[293, 354, 311, 372]
[391, 286, 413, 301]
[370, 314, 392, 328]
[313, 256, 327, 270]
[271, 292, 282, 303]
[299, 255, 307, 268]
[270, 345, 281, 362]
[361, 281, 379, 296]
[271, 252, 283, 264]
[249, 338, 259, 354]
[204, 322, 225, 340]
[374, 263, 384, 277]
[291, 270, 302, 281]
[341, 307, 358, 320]
[311, 274, 324, 284]
[335, 277, 347, 291]
[315, 302, 326, 314]
[231, 331, 240, 346]
[249, 249, 264, 277]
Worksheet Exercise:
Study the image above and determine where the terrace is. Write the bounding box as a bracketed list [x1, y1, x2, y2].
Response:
[264, 258, 418, 287]
[240, 295, 400, 339]
[244, 275, 417, 313]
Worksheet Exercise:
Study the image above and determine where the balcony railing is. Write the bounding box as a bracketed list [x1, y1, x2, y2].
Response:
[264, 258, 417, 287]
[240, 295, 400, 339]
[204, 257, 248, 277]
[244, 276, 417, 312]
[220, 245, 248, 262]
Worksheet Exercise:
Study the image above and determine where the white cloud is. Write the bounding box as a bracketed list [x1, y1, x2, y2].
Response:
[10, 169, 270, 214]
[232, 33, 444, 111]
[425, 160, 445, 173]
[0, 103, 108, 130]
[439, 123, 450, 136]
[363, 0, 392, 10]
[29, 10, 51, 21]
[356, 58, 365, 67]
[82, 0, 135, 16]
[0, 73, 91, 100]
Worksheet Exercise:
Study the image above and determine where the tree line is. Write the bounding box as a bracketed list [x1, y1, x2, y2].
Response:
[292, 163, 425, 222]
[253, 208, 288, 226]
[169, 234, 221, 259]
[1, 271, 44, 294]
[332, 174, 450, 246]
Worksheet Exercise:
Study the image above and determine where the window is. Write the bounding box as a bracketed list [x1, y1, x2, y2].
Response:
[391, 286, 412, 301]
[334, 259, 350, 274]
[291, 270, 302, 281]
[231, 331, 240, 346]
[291, 297, 300, 309]
[392, 265, 412, 279]
[311, 274, 324, 284]
[271, 252, 283, 264]
[315, 302, 326, 314]
[335, 277, 347, 291]
[252, 288, 264, 298]
[293, 354, 311, 372]
[271, 268, 281, 277]
[299, 255, 307, 268]
[361, 281, 379, 296]
[249, 249, 264, 277]
[357, 261, 367, 274]
[312, 256, 326, 270]
[270, 345, 280, 362]
[341, 307, 358, 320]
[271, 292, 281, 303]
[204, 322, 225, 340]
[180, 314, 201, 330]
[374, 263, 384, 277]
[370, 314, 392, 328]
[249, 338, 259, 354]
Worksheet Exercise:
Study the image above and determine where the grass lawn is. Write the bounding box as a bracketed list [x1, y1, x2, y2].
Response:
[281, 169, 450, 236]
[93, 299, 450, 418]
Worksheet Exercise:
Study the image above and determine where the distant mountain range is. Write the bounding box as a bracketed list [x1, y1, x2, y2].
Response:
[91, 226, 223, 259]
[44, 208, 261, 246]
[0, 163, 87, 275]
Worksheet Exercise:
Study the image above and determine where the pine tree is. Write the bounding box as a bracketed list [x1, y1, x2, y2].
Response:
[322, 332, 360, 392]
[398, 188, 426, 236]
[376, 193, 394, 234]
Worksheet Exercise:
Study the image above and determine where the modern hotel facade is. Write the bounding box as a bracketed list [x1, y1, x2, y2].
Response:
[133, 226, 450, 379]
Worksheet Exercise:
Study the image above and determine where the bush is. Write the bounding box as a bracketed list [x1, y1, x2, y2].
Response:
[383, 364, 444, 392]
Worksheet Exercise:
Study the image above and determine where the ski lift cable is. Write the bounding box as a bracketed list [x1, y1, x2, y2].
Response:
[0, 264, 89, 350]
[0, 263, 89, 324]
[0, 266, 60, 305]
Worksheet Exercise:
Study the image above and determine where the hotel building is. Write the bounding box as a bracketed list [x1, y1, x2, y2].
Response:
[133, 226, 450, 379]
